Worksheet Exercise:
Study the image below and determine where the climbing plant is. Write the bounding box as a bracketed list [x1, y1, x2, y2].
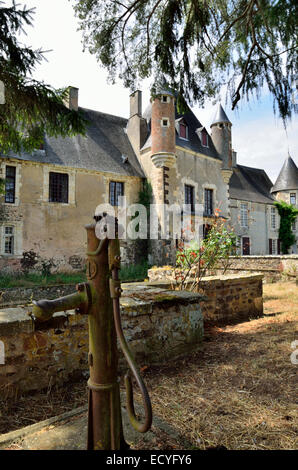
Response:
[274, 200, 298, 254]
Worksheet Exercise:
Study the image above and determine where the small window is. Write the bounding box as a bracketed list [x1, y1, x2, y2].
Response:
[49, 172, 69, 203]
[240, 203, 248, 228]
[4, 226, 14, 254]
[290, 193, 296, 205]
[204, 189, 213, 216]
[179, 122, 188, 139]
[109, 181, 124, 206]
[161, 118, 169, 127]
[184, 185, 194, 213]
[5, 166, 16, 203]
[161, 95, 170, 103]
[271, 207, 276, 229]
[201, 130, 208, 147]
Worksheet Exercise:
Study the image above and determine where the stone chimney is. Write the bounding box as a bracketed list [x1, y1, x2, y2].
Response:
[64, 86, 79, 111]
[126, 90, 147, 155]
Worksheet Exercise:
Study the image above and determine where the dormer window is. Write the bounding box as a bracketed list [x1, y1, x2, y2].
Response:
[179, 122, 188, 139]
[196, 127, 209, 147]
[201, 130, 208, 147]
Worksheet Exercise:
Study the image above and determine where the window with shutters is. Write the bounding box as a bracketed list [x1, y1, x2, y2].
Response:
[49, 172, 69, 203]
[5, 166, 16, 203]
[269, 238, 281, 254]
[109, 181, 124, 206]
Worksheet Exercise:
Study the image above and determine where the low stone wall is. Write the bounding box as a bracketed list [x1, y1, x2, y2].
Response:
[0, 284, 203, 395]
[148, 269, 263, 325]
[214, 255, 298, 281]
[0, 284, 78, 308]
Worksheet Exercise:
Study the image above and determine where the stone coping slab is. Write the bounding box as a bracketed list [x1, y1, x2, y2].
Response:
[0, 284, 203, 335]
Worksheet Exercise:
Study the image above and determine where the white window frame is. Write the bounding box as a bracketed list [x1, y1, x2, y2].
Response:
[4, 226, 14, 255]
[161, 117, 170, 128]
[271, 207, 277, 229]
[161, 95, 170, 104]
[0, 161, 21, 207]
[272, 239, 277, 255]
[240, 203, 248, 228]
[290, 193, 296, 206]
[0, 222, 23, 257]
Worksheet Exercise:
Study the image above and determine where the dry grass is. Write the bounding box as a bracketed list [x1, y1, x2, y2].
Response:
[0, 281, 297, 450]
[133, 281, 298, 450]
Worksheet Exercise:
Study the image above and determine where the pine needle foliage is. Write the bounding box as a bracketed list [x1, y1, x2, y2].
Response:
[0, 1, 87, 155]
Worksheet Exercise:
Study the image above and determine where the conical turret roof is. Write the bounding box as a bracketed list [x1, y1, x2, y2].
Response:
[271, 155, 298, 193]
[211, 103, 231, 126]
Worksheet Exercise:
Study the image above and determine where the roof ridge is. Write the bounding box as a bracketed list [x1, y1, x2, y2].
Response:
[79, 107, 128, 122]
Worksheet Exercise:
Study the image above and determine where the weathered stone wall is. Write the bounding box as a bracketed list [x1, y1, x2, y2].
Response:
[0, 284, 203, 395]
[216, 255, 298, 281]
[0, 284, 77, 308]
[0, 159, 142, 272]
[147, 269, 263, 324]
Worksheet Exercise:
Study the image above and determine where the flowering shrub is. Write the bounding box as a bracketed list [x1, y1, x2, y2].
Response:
[174, 215, 236, 291]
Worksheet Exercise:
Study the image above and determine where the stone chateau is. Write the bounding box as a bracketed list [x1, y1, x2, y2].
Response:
[0, 87, 297, 271]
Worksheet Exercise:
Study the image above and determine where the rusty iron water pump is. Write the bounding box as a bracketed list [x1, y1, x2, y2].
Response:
[31, 216, 152, 450]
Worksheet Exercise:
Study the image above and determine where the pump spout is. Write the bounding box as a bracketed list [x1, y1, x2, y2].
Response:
[32, 283, 92, 322]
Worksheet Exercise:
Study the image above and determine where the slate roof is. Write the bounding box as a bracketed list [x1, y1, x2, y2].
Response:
[271, 156, 298, 193]
[0, 108, 144, 178]
[142, 103, 220, 160]
[211, 103, 231, 126]
[229, 164, 275, 204]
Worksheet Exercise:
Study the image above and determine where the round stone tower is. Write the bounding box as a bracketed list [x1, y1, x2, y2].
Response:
[210, 104, 233, 171]
[151, 89, 176, 169]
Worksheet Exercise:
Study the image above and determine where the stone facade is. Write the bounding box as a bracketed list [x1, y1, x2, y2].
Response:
[0, 158, 142, 271]
[1, 87, 297, 270]
[0, 284, 203, 395]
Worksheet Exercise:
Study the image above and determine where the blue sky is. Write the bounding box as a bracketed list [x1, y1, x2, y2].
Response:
[15, 0, 298, 183]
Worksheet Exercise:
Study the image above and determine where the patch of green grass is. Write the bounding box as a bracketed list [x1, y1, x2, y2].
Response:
[119, 261, 150, 282]
[0, 272, 86, 289]
[0, 262, 150, 288]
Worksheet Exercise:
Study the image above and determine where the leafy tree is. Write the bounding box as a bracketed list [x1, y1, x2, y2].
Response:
[274, 200, 298, 254]
[74, 0, 297, 119]
[0, 1, 87, 156]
